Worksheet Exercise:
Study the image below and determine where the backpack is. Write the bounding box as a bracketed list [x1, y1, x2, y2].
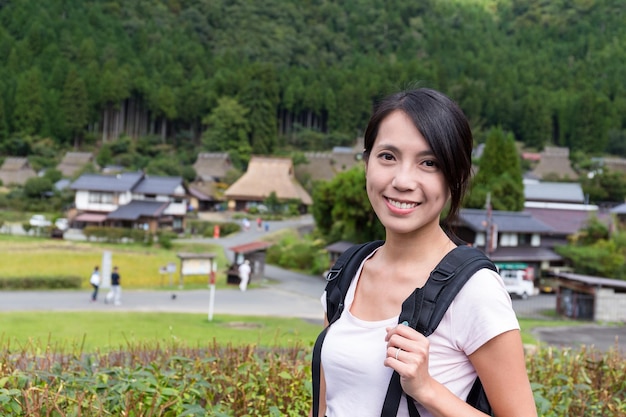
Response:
[311, 240, 497, 417]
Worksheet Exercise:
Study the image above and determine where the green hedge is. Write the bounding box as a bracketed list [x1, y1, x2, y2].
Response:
[186, 219, 241, 237]
[0, 276, 82, 290]
[0, 342, 624, 416]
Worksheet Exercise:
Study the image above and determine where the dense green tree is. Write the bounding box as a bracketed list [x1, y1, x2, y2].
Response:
[12, 68, 44, 135]
[466, 127, 524, 211]
[60, 67, 89, 147]
[202, 96, 252, 169]
[312, 166, 383, 243]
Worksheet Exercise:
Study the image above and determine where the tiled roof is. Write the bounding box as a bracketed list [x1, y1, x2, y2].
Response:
[524, 182, 584, 203]
[524, 207, 599, 235]
[133, 176, 184, 195]
[71, 172, 144, 192]
[106, 200, 169, 220]
[611, 203, 626, 214]
[458, 209, 553, 233]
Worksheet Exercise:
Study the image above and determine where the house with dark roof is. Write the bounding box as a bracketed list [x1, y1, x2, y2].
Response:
[56, 152, 96, 178]
[70, 172, 188, 232]
[0, 157, 37, 186]
[522, 180, 605, 247]
[454, 209, 562, 281]
[224, 156, 312, 212]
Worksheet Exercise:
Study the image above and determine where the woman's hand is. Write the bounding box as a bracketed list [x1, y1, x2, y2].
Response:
[384, 322, 436, 404]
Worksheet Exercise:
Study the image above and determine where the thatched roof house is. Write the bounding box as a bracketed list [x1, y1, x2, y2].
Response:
[57, 152, 95, 177]
[295, 147, 363, 188]
[193, 153, 232, 182]
[224, 156, 312, 211]
[530, 146, 578, 180]
[0, 157, 37, 186]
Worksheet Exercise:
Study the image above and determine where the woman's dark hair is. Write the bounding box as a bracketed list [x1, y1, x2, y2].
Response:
[362, 88, 473, 225]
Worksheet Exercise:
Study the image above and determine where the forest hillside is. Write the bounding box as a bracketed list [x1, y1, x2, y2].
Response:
[0, 0, 625, 171]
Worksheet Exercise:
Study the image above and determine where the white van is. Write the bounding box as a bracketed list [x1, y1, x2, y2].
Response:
[499, 269, 536, 299]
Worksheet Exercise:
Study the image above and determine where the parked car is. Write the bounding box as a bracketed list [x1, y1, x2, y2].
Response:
[500, 269, 537, 299]
[29, 214, 51, 228]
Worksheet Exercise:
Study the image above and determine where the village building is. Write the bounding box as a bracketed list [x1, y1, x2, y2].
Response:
[522, 180, 603, 247]
[294, 146, 363, 190]
[224, 156, 312, 212]
[454, 208, 561, 281]
[56, 152, 96, 178]
[0, 157, 37, 186]
[70, 172, 188, 232]
[530, 146, 578, 180]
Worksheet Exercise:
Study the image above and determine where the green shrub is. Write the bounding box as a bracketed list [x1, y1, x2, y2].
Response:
[0, 276, 82, 289]
[0, 341, 311, 416]
[0, 342, 624, 416]
[266, 233, 328, 275]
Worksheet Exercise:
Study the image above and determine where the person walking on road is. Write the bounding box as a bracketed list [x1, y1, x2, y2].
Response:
[106, 266, 122, 305]
[238, 260, 251, 292]
[89, 266, 100, 302]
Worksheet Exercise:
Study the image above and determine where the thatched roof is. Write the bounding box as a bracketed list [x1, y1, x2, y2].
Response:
[224, 156, 312, 205]
[57, 152, 95, 177]
[600, 157, 626, 174]
[0, 157, 37, 185]
[193, 153, 232, 181]
[531, 146, 578, 180]
[295, 148, 363, 184]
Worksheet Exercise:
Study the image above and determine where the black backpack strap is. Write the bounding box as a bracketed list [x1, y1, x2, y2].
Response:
[381, 245, 497, 416]
[312, 240, 384, 417]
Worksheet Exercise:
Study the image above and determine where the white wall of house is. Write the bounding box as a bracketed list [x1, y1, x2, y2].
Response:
[165, 200, 188, 215]
[75, 190, 132, 212]
[500, 233, 518, 247]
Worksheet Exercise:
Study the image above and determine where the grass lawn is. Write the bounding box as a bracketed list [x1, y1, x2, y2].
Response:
[0, 235, 232, 289]
[0, 309, 582, 353]
[0, 311, 323, 352]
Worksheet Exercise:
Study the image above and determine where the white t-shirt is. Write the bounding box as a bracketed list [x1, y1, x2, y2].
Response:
[320, 251, 519, 417]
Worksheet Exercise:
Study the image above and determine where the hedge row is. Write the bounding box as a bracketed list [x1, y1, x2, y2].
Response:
[186, 220, 241, 237]
[0, 342, 624, 416]
[0, 276, 82, 290]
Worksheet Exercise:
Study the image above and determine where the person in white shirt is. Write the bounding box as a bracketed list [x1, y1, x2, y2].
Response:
[89, 266, 100, 302]
[238, 260, 251, 291]
[313, 88, 537, 417]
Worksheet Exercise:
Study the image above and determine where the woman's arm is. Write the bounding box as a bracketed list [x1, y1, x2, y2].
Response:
[385, 326, 537, 417]
[469, 329, 537, 417]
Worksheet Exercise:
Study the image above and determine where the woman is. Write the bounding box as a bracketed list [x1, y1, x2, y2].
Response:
[314, 88, 537, 416]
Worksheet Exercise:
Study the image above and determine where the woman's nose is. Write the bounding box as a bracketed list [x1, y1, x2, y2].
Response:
[391, 166, 418, 191]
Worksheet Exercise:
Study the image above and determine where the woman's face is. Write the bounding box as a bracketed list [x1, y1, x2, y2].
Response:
[365, 110, 450, 237]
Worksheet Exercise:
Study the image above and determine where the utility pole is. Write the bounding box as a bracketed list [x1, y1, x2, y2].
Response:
[485, 192, 493, 255]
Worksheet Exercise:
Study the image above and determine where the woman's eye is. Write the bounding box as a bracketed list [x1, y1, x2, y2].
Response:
[379, 152, 394, 161]
[423, 160, 437, 168]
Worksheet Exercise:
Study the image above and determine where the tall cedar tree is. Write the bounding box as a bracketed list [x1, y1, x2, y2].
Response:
[466, 127, 524, 211]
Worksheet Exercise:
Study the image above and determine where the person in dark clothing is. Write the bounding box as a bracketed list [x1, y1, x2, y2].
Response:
[106, 266, 122, 305]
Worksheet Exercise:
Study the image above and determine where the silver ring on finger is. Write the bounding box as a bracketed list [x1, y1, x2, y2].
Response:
[395, 347, 402, 360]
